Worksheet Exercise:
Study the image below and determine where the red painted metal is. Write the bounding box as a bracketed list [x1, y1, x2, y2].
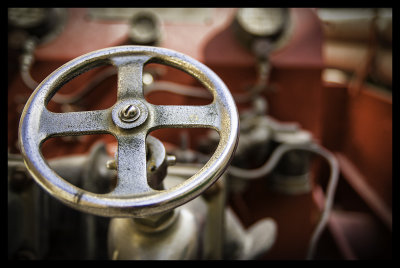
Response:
[7, 8, 392, 259]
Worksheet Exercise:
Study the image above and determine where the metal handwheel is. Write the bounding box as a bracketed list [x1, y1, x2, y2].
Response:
[18, 46, 239, 217]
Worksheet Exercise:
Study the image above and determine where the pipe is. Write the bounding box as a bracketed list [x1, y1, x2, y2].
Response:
[227, 142, 339, 259]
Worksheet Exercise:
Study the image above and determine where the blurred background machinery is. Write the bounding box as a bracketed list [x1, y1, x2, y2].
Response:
[8, 8, 392, 260]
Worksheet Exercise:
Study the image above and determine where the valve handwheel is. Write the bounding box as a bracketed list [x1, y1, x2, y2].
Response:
[19, 46, 239, 217]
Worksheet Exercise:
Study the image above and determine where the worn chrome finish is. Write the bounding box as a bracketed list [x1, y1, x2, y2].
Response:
[119, 104, 140, 123]
[108, 167, 277, 260]
[109, 207, 199, 260]
[18, 45, 239, 217]
[112, 99, 148, 130]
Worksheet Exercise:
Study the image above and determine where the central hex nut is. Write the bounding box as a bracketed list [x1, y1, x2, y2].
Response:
[112, 99, 148, 130]
[119, 104, 141, 123]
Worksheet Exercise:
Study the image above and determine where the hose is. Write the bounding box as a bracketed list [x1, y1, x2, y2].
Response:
[20, 45, 264, 106]
[227, 142, 339, 260]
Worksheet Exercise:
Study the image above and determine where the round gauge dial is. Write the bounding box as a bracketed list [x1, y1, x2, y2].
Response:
[236, 8, 288, 37]
[8, 8, 67, 46]
[8, 8, 48, 28]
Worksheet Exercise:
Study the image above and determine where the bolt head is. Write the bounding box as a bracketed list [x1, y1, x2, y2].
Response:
[111, 100, 148, 130]
[119, 104, 140, 122]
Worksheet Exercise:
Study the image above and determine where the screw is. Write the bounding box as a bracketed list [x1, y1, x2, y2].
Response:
[166, 154, 176, 166]
[106, 159, 117, 170]
[119, 104, 140, 122]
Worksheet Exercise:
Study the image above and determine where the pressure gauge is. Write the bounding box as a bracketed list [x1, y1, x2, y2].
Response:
[8, 8, 48, 29]
[232, 8, 290, 57]
[236, 8, 287, 37]
[128, 10, 161, 46]
[8, 8, 67, 45]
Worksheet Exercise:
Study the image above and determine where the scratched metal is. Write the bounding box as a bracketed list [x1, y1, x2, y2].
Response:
[18, 46, 239, 217]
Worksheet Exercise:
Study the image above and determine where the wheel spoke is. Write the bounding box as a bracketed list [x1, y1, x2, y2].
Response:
[111, 55, 152, 101]
[149, 103, 221, 131]
[110, 133, 153, 196]
[39, 108, 111, 139]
